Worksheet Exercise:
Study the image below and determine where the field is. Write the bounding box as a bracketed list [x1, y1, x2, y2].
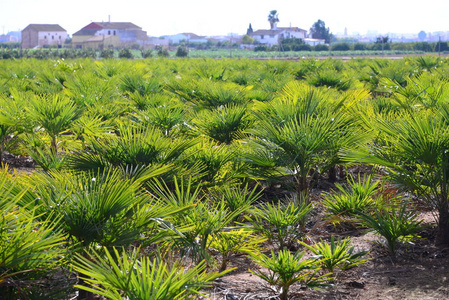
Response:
[1, 56, 449, 299]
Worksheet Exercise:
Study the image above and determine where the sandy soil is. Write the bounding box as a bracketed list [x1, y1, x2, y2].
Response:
[204, 211, 449, 300]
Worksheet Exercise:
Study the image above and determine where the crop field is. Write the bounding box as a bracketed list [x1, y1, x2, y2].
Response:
[1, 56, 449, 299]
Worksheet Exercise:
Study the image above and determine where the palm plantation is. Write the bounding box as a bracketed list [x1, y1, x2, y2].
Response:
[0, 56, 448, 299]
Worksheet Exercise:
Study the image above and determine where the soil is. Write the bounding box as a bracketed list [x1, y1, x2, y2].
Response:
[5, 156, 449, 300]
[205, 212, 449, 300]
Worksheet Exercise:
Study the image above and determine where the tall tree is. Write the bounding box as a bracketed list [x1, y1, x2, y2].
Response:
[310, 19, 331, 43]
[375, 36, 390, 44]
[247, 23, 253, 35]
[418, 30, 427, 41]
[268, 10, 279, 29]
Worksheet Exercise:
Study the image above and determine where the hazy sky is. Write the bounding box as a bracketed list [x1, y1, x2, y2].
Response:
[2, 0, 449, 37]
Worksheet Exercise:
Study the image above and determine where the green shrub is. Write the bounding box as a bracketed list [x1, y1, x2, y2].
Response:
[254, 45, 268, 52]
[100, 48, 115, 59]
[390, 43, 413, 51]
[371, 42, 391, 51]
[141, 49, 153, 58]
[314, 44, 329, 51]
[294, 44, 312, 51]
[331, 43, 351, 51]
[353, 43, 367, 50]
[157, 47, 169, 57]
[118, 48, 133, 59]
[176, 46, 189, 57]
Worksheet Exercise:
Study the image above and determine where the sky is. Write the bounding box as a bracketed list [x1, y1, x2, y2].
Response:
[2, 0, 449, 37]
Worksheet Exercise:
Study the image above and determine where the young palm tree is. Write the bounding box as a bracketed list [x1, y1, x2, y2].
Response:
[248, 82, 368, 194]
[0, 169, 66, 298]
[64, 71, 120, 107]
[26, 94, 81, 155]
[67, 124, 195, 177]
[382, 72, 449, 111]
[346, 109, 449, 245]
[246, 200, 312, 250]
[29, 169, 185, 249]
[249, 249, 330, 300]
[29, 169, 191, 299]
[248, 112, 358, 195]
[73, 247, 231, 300]
[191, 103, 254, 144]
[182, 139, 237, 185]
[0, 93, 27, 162]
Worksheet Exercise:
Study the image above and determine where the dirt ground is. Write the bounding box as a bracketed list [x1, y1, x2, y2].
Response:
[204, 211, 449, 300]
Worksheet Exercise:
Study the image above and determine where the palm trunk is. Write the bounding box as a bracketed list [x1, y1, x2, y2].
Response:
[77, 251, 95, 300]
[437, 208, 449, 246]
[50, 136, 58, 155]
[296, 175, 308, 197]
[77, 276, 95, 300]
[219, 256, 228, 272]
[280, 285, 290, 300]
[328, 165, 337, 182]
[437, 163, 449, 245]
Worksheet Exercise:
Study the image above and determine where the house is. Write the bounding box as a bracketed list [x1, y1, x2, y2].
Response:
[0, 31, 21, 43]
[164, 33, 209, 44]
[250, 25, 307, 46]
[0, 34, 15, 43]
[21, 24, 67, 49]
[304, 38, 325, 46]
[146, 37, 169, 49]
[72, 22, 149, 49]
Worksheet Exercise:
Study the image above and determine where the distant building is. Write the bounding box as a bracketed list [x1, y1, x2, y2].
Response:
[72, 22, 149, 49]
[21, 24, 67, 48]
[304, 38, 325, 46]
[147, 37, 169, 49]
[163, 33, 209, 44]
[250, 24, 307, 46]
[0, 31, 21, 43]
[8, 31, 22, 42]
[0, 34, 15, 43]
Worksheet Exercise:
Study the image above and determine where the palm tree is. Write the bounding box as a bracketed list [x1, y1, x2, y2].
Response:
[268, 10, 280, 29]
[73, 247, 231, 300]
[0, 92, 27, 162]
[29, 169, 190, 299]
[67, 124, 195, 178]
[190, 104, 254, 144]
[26, 94, 81, 155]
[246, 82, 368, 195]
[0, 168, 66, 298]
[346, 109, 449, 245]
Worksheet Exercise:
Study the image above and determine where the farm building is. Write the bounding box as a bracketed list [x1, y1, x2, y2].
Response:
[21, 24, 67, 49]
[163, 33, 209, 44]
[303, 38, 326, 46]
[72, 22, 149, 49]
[250, 24, 307, 46]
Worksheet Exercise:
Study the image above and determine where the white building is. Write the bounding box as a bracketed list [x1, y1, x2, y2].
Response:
[304, 38, 326, 46]
[250, 25, 307, 46]
[163, 33, 209, 44]
[21, 24, 67, 49]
